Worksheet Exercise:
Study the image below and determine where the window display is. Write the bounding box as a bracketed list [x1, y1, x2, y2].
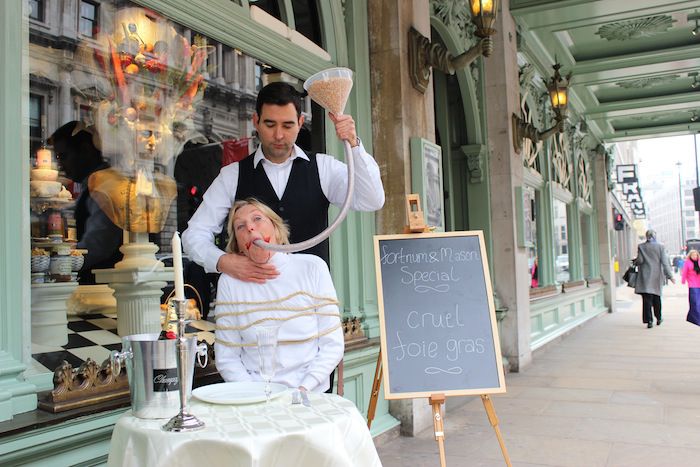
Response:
[27, 0, 318, 380]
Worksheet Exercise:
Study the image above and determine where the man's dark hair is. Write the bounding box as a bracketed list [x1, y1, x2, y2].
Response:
[48, 121, 103, 181]
[48, 121, 99, 157]
[255, 82, 302, 118]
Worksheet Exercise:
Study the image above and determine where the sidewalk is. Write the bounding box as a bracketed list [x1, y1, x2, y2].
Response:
[376, 279, 700, 466]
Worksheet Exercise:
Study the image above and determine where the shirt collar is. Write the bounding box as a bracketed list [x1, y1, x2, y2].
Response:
[252, 144, 309, 168]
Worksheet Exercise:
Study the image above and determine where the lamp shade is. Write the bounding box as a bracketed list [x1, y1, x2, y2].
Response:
[470, 0, 500, 38]
[546, 63, 572, 117]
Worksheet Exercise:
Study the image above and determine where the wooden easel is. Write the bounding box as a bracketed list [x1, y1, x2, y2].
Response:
[366, 349, 512, 467]
[430, 394, 447, 467]
[366, 195, 512, 466]
[481, 394, 512, 467]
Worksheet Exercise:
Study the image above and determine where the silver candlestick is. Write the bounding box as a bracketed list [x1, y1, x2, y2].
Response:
[162, 298, 205, 432]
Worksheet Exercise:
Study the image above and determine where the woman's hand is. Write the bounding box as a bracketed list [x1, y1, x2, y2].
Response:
[216, 252, 279, 283]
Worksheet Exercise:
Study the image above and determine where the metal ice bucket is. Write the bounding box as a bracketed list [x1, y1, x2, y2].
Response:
[112, 333, 207, 419]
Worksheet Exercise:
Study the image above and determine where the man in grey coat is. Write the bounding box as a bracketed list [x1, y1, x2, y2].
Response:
[634, 229, 675, 328]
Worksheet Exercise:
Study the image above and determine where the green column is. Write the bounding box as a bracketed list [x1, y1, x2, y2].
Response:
[0, 0, 39, 421]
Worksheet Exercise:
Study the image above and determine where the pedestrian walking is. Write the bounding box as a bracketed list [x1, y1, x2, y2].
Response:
[681, 249, 700, 326]
[634, 229, 675, 328]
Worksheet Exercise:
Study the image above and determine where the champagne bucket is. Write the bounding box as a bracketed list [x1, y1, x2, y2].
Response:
[112, 333, 207, 419]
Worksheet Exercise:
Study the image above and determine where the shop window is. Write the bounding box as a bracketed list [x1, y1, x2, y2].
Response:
[553, 199, 570, 283]
[79, 0, 99, 38]
[29, 94, 44, 157]
[291, 0, 322, 47]
[26, 1, 317, 406]
[29, 0, 44, 22]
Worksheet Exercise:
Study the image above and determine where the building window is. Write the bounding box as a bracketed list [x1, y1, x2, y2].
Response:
[29, 94, 44, 156]
[553, 199, 570, 283]
[29, 0, 44, 21]
[25, 2, 321, 397]
[79, 1, 99, 38]
[292, 0, 323, 47]
[249, 0, 282, 20]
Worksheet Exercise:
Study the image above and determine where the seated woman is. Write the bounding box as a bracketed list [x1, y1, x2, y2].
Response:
[214, 198, 344, 393]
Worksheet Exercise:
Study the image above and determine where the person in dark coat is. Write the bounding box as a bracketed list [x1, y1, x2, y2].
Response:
[634, 229, 675, 328]
[49, 121, 123, 284]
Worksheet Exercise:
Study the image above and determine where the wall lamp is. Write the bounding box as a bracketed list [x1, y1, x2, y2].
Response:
[408, 0, 500, 93]
[512, 63, 572, 154]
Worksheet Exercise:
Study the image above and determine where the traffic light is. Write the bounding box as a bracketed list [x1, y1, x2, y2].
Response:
[613, 210, 624, 231]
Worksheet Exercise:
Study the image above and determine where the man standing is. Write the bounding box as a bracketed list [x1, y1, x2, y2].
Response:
[634, 229, 675, 328]
[182, 82, 385, 282]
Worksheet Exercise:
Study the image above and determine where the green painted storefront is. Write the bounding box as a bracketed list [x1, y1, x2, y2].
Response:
[6, 0, 687, 463]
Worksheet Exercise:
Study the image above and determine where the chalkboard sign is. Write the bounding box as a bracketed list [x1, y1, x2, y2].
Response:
[374, 231, 506, 399]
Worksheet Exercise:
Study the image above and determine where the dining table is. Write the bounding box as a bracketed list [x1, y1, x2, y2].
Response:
[107, 388, 382, 467]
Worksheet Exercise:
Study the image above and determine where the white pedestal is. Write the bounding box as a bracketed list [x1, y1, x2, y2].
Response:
[94, 267, 173, 337]
[67, 284, 117, 315]
[31, 282, 79, 346]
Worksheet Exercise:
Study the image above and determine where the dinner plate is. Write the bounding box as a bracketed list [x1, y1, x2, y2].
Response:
[192, 382, 288, 405]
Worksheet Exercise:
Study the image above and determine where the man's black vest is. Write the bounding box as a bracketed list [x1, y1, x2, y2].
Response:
[235, 153, 330, 264]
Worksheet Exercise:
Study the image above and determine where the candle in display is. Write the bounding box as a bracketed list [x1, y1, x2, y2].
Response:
[36, 148, 52, 168]
[172, 231, 185, 301]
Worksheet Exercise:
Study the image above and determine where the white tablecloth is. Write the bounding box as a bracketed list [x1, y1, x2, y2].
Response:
[107, 392, 382, 467]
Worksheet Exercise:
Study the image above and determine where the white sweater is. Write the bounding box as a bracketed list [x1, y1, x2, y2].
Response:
[214, 253, 344, 392]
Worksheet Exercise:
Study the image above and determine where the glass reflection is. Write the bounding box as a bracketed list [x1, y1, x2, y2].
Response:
[27, 0, 315, 371]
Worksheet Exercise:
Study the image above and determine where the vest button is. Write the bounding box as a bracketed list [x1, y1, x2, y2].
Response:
[279, 206, 285, 212]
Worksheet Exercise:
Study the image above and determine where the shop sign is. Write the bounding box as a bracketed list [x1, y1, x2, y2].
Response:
[615, 164, 646, 219]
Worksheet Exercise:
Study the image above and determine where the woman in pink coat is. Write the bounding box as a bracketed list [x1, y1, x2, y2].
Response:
[681, 249, 700, 326]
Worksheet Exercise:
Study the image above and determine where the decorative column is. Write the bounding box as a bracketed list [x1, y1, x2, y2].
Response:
[95, 268, 171, 337]
[592, 147, 616, 311]
[0, 0, 40, 421]
[367, 0, 434, 437]
[31, 282, 78, 346]
[483, 0, 532, 371]
[58, 65, 73, 124]
[215, 43, 226, 85]
[95, 233, 173, 336]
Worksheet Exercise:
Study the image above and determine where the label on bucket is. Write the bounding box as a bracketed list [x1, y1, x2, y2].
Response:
[152, 368, 179, 392]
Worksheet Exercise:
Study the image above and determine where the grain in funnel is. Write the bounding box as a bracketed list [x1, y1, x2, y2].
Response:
[304, 67, 353, 115]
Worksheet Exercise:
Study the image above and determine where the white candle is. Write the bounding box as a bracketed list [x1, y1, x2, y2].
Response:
[172, 231, 185, 301]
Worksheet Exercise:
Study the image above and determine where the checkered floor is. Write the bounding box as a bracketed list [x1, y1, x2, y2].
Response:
[31, 313, 215, 374]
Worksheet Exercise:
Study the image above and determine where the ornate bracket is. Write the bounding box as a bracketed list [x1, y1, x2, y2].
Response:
[512, 113, 565, 154]
[460, 144, 488, 183]
[408, 27, 492, 94]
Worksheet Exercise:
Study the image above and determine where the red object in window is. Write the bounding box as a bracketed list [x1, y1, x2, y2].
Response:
[222, 138, 250, 167]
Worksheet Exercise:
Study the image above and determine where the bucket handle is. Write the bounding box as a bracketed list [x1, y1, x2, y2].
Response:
[196, 342, 208, 368]
[110, 348, 133, 376]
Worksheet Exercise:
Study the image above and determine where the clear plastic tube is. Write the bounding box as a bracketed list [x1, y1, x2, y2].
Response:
[253, 139, 355, 253]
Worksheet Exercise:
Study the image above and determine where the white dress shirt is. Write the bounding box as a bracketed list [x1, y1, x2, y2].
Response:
[182, 143, 385, 273]
[214, 253, 344, 392]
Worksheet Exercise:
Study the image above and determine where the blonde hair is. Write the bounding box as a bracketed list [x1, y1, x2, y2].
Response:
[687, 249, 699, 260]
[225, 198, 290, 253]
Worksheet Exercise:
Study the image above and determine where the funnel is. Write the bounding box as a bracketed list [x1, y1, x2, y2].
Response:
[304, 67, 353, 115]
